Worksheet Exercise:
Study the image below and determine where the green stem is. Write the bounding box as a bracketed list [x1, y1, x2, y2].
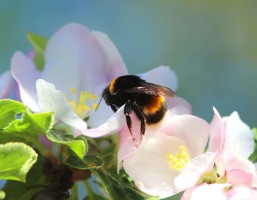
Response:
[83, 180, 95, 200]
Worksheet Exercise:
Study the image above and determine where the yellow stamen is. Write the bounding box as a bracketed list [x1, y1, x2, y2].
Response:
[67, 88, 98, 118]
[166, 145, 191, 171]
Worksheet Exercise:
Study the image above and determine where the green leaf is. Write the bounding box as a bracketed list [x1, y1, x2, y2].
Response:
[3, 154, 47, 200]
[1, 108, 54, 155]
[27, 32, 48, 71]
[0, 99, 26, 129]
[0, 142, 38, 182]
[94, 168, 159, 200]
[249, 128, 257, 162]
[3, 111, 54, 135]
[46, 130, 88, 159]
[66, 155, 104, 170]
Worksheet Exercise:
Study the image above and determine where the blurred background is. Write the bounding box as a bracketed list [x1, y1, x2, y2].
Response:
[0, 0, 257, 199]
[1, 0, 257, 126]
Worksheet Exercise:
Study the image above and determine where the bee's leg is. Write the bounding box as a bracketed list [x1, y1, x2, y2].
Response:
[110, 104, 117, 112]
[132, 102, 146, 146]
[124, 100, 136, 141]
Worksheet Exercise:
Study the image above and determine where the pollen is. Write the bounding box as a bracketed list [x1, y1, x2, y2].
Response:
[67, 88, 97, 119]
[166, 145, 191, 171]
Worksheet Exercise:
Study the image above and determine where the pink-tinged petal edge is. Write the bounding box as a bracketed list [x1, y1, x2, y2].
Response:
[166, 96, 192, 115]
[208, 107, 226, 154]
[92, 31, 128, 80]
[0, 70, 14, 99]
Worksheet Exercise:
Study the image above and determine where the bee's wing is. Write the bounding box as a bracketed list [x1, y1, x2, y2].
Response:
[125, 82, 175, 97]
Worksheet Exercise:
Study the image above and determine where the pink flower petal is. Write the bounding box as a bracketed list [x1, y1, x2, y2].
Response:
[42, 23, 110, 95]
[227, 169, 254, 187]
[0, 70, 14, 99]
[216, 154, 256, 178]
[166, 96, 192, 115]
[11, 51, 41, 111]
[92, 31, 128, 80]
[227, 186, 257, 199]
[208, 107, 226, 154]
[162, 115, 210, 157]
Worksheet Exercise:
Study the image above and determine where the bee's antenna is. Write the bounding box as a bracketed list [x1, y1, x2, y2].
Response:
[95, 95, 103, 111]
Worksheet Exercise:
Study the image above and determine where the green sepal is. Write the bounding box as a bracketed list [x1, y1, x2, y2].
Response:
[65, 154, 104, 170]
[27, 32, 48, 71]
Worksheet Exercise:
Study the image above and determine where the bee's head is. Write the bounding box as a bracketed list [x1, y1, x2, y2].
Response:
[102, 87, 112, 105]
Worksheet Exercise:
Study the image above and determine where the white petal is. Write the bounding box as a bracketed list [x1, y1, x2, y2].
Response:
[222, 112, 254, 158]
[139, 66, 178, 91]
[76, 105, 126, 138]
[187, 184, 230, 200]
[36, 79, 87, 131]
[123, 133, 185, 195]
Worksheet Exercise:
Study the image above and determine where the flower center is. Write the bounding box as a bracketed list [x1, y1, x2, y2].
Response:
[166, 145, 191, 171]
[67, 88, 98, 119]
[198, 169, 227, 185]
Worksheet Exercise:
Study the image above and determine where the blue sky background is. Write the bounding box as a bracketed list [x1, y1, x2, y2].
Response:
[1, 1, 257, 128]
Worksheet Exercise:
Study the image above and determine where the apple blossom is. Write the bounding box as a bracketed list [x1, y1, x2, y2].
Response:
[180, 109, 257, 200]
[120, 106, 257, 199]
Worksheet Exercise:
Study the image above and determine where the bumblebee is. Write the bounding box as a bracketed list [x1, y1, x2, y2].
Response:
[101, 75, 175, 146]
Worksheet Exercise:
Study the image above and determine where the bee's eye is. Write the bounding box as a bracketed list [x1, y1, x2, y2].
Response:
[102, 93, 110, 105]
